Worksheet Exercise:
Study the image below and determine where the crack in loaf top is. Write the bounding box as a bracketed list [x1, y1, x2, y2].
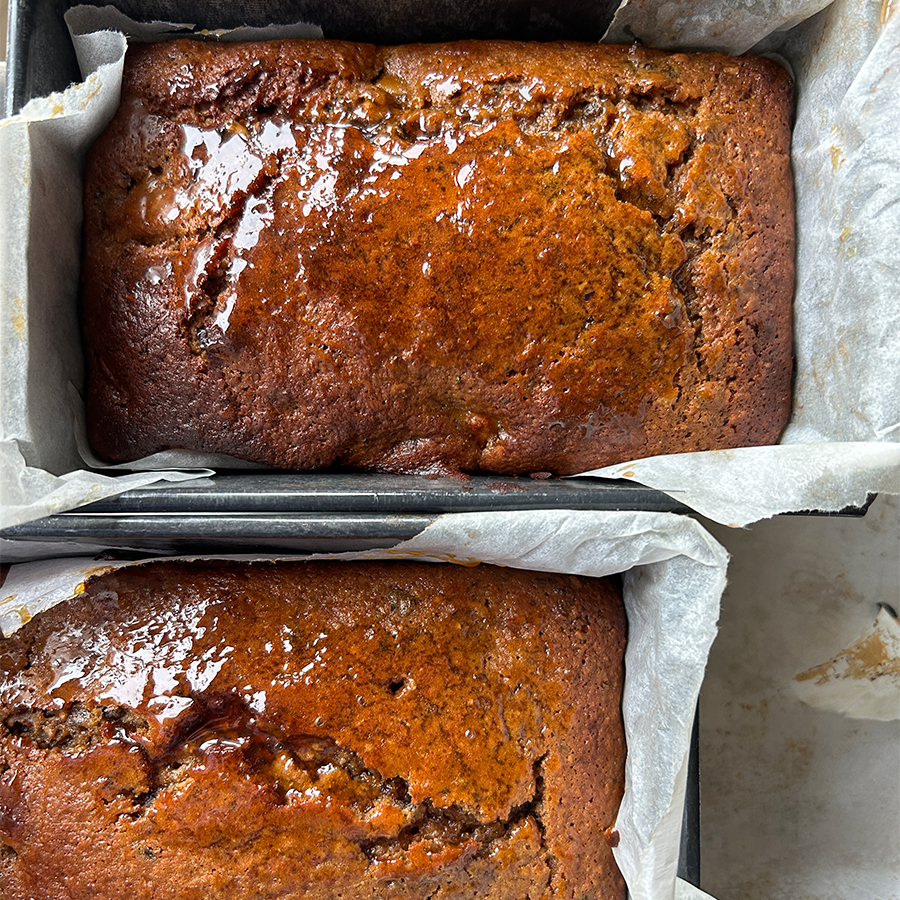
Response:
[82, 39, 794, 475]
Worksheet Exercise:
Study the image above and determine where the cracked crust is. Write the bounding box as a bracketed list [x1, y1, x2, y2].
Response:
[0, 561, 626, 899]
[82, 39, 794, 475]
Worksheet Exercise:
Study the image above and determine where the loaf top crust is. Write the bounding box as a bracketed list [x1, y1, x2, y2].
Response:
[0, 561, 626, 899]
[83, 39, 794, 474]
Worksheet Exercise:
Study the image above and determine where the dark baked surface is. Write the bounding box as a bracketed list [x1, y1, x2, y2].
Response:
[83, 39, 794, 474]
[0, 561, 626, 899]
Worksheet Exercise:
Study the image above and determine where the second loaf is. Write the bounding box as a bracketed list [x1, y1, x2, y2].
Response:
[0, 561, 626, 898]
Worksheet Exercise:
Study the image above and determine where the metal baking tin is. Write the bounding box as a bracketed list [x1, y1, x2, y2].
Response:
[0, 473, 696, 554]
[0, 470, 874, 555]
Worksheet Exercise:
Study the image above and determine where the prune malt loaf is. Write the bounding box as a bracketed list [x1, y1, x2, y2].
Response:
[82, 40, 794, 474]
[0, 561, 626, 899]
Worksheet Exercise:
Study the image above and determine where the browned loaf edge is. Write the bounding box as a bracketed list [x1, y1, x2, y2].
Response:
[0, 561, 626, 899]
[83, 39, 794, 475]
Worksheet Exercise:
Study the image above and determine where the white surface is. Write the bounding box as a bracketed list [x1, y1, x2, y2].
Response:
[701, 493, 900, 899]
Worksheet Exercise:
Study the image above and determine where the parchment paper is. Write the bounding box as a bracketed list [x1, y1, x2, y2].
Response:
[0, 508, 729, 900]
[604, 0, 836, 53]
[1, 0, 898, 530]
[793, 605, 900, 721]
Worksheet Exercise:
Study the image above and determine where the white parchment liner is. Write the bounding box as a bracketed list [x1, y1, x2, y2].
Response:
[0, 508, 729, 900]
[1, 0, 899, 530]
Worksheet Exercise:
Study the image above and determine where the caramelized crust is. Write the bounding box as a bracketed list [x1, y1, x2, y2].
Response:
[0, 561, 626, 899]
[83, 39, 794, 474]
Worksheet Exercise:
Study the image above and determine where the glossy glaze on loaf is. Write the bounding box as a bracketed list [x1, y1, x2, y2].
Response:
[0, 561, 626, 899]
[83, 40, 794, 474]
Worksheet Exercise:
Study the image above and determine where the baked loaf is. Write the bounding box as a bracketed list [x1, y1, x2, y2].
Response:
[83, 39, 794, 474]
[0, 561, 626, 899]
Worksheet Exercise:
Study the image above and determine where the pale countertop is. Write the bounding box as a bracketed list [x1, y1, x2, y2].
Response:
[702, 494, 899, 899]
[2, 5, 898, 897]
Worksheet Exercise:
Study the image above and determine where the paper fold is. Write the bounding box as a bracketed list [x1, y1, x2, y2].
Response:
[793, 606, 900, 721]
